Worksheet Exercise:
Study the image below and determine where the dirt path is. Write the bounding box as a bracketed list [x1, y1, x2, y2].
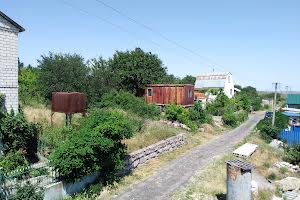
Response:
[112, 112, 264, 200]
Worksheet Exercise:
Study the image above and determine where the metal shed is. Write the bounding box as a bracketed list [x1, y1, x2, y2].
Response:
[144, 84, 194, 106]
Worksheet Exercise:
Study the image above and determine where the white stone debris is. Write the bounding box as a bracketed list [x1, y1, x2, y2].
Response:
[275, 162, 300, 173]
[269, 139, 284, 149]
[160, 120, 191, 131]
[275, 177, 300, 192]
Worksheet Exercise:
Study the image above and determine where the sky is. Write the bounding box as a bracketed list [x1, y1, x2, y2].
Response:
[2, 0, 300, 91]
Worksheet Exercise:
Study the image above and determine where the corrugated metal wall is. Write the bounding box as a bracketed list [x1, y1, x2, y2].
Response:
[280, 130, 300, 145]
[145, 85, 194, 106]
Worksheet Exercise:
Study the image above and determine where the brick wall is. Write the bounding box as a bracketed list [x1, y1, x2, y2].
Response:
[0, 15, 19, 112]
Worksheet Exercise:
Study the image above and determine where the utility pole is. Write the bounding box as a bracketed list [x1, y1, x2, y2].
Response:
[272, 83, 279, 126]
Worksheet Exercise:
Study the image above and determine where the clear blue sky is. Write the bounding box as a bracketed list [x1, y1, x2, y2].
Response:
[2, 0, 300, 91]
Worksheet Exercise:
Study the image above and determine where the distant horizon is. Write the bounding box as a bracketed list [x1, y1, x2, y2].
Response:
[2, 0, 300, 91]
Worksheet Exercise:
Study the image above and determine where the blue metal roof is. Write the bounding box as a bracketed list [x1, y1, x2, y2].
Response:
[282, 112, 300, 117]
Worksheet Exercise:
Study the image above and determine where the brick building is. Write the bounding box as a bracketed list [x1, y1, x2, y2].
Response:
[0, 11, 25, 112]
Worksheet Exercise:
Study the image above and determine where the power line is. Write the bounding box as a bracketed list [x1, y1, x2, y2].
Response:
[60, 0, 163, 48]
[59, 0, 215, 68]
[92, 0, 227, 72]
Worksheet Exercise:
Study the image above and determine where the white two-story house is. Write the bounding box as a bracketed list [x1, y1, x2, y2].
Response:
[0, 11, 25, 112]
[195, 72, 235, 99]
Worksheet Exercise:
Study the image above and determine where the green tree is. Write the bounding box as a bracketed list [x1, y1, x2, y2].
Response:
[109, 48, 168, 96]
[86, 57, 117, 105]
[19, 65, 43, 105]
[180, 75, 196, 85]
[206, 92, 230, 116]
[240, 86, 262, 111]
[38, 53, 89, 101]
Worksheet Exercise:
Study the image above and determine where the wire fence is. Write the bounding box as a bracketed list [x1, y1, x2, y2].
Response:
[0, 161, 59, 197]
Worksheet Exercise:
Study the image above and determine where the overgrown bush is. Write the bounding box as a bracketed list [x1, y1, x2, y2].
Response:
[165, 104, 197, 131]
[8, 183, 44, 200]
[49, 110, 134, 182]
[206, 92, 230, 116]
[189, 102, 212, 125]
[99, 90, 160, 119]
[256, 112, 288, 142]
[222, 110, 238, 127]
[0, 151, 28, 173]
[0, 111, 40, 157]
[284, 144, 300, 166]
[259, 125, 280, 143]
[39, 126, 74, 152]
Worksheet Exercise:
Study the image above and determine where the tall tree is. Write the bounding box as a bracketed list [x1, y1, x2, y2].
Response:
[180, 75, 196, 85]
[109, 48, 168, 96]
[38, 53, 89, 101]
[86, 57, 117, 104]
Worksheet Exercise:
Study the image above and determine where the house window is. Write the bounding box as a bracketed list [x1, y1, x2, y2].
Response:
[230, 89, 233, 96]
[228, 76, 231, 83]
[147, 88, 152, 97]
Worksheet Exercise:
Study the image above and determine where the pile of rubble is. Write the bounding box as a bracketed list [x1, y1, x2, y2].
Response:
[160, 120, 191, 131]
[275, 161, 300, 173]
[269, 139, 284, 149]
[273, 177, 300, 200]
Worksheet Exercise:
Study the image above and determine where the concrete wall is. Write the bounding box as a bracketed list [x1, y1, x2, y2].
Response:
[0, 15, 19, 113]
[43, 133, 187, 199]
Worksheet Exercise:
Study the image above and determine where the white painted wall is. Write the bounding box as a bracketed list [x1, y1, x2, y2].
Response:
[224, 73, 235, 98]
[0, 15, 19, 113]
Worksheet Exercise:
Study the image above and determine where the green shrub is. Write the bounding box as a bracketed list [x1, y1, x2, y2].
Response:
[99, 90, 160, 119]
[29, 167, 49, 177]
[39, 126, 74, 151]
[267, 172, 277, 180]
[165, 104, 197, 131]
[0, 151, 28, 173]
[279, 167, 288, 174]
[259, 125, 280, 143]
[0, 111, 40, 157]
[236, 111, 248, 122]
[222, 111, 238, 127]
[189, 102, 212, 124]
[284, 144, 300, 166]
[206, 92, 230, 116]
[50, 110, 134, 182]
[8, 183, 44, 200]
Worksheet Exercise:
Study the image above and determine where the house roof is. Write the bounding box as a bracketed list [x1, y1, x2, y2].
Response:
[0, 11, 25, 32]
[195, 72, 232, 89]
[194, 92, 206, 99]
[287, 94, 300, 105]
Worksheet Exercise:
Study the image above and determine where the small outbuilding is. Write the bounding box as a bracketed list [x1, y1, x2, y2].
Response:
[145, 84, 194, 107]
[287, 94, 300, 109]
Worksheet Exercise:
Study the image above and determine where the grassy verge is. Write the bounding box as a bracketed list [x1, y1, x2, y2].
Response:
[124, 121, 187, 153]
[172, 130, 283, 200]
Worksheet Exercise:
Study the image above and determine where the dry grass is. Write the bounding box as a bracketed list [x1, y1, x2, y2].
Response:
[23, 105, 82, 127]
[244, 131, 284, 179]
[125, 121, 187, 153]
[172, 131, 283, 200]
[171, 154, 234, 200]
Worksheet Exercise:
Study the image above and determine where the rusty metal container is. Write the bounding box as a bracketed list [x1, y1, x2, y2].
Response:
[226, 160, 254, 200]
[144, 84, 194, 106]
[51, 92, 86, 114]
